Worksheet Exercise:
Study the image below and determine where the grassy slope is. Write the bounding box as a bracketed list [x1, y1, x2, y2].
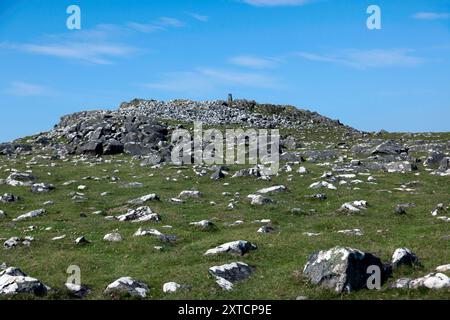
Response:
[0, 129, 449, 300]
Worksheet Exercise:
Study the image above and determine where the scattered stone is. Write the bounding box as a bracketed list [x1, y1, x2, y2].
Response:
[390, 278, 411, 289]
[52, 235, 66, 241]
[179, 190, 202, 199]
[209, 262, 254, 291]
[127, 194, 160, 205]
[65, 283, 91, 298]
[0, 193, 19, 203]
[114, 206, 161, 222]
[104, 277, 150, 298]
[257, 226, 276, 233]
[303, 246, 390, 293]
[5, 172, 36, 187]
[436, 264, 450, 272]
[163, 282, 191, 293]
[409, 273, 450, 289]
[0, 210, 5, 218]
[256, 185, 286, 194]
[338, 200, 368, 213]
[394, 205, 407, 215]
[337, 229, 363, 236]
[0, 266, 50, 296]
[75, 236, 90, 245]
[431, 203, 446, 216]
[247, 194, 274, 205]
[12, 209, 45, 222]
[31, 183, 54, 193]
[103, 232, 123, 242]
[204, 240, 257, 256]
[189, 220, 216, 231]
[391, 248, 421, 269]
[309, 181, 336, 190]
[4, 236, 34, 249]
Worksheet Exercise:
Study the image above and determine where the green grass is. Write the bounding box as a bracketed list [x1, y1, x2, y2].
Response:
[0, 130, 449, 300]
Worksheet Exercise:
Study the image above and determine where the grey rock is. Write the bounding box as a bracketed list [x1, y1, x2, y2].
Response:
[204, 240, 257, 256]
[0, 193, 19, 203]
[5, 172, 36, 187]
[391, 248, 421, 269]
[65, 283, 91, 298]
[104, 277, 150, 298]
[0, 267, 49, 296]
[12, 209, 45, 222]
[303, 246, 390, 293]
[209, 262, 254, 291]
[31, 183, 55, 193]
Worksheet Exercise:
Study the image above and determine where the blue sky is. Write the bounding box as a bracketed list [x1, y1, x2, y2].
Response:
[0, 0, 449, 142]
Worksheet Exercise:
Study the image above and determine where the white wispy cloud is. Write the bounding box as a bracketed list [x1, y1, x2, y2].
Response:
[2, 24, 137, 65]
[188, 12, 209, 22]
[295, 49, 424, 69]
[412, 12, 450, 20]
[127, 16, 185, 33]
[242, 0, 311, 7]
[143, 68, 280, 94]
[5, 81, 56, 96]
[229, 55, 278, 68]
[4, 17, 187, 64]
[7, 41, 136, 65]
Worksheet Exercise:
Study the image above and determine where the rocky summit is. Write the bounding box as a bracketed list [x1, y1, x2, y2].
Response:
[0, 98, 449, 300]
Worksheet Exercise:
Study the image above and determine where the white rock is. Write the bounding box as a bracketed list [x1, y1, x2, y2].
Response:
[337, 229, 363, 236]
[409, 273, 450, 289]
[104, 277, 149, 298]
[179, 190, 202, 199]
[309, 181, 336, 190]
[103, 232, 123, 242]
[204, 240, 257, 256]
[436, 264, 450, 272]
[256, 185, 286, 194]
[12, 209, 45, 222]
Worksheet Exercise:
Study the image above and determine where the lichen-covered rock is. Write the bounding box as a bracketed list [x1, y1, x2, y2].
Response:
[204, 240, 257, 256]
[391, 248, 421, 269]
[163, 282, 190, 293]
[256, 185, 286, 194]
[303, 246, 390, 293]
[0, 193, 19, 203]
[127, 194, 160, 205]
[209, 262, 254, 291]
[189, 220, 216, 231]
[104, 277, 150, 298]
[103, 232, 123, 242]
[0, 267, 49, 296]
[409, 273, 450, 289]
[65, 283, 91, 298]
[12, 209, 45, 222]
[114, 206, 160, 222]
[31, 183, 55, 193]
[5, 172, 36, 187]
[247, 194, 274, 205]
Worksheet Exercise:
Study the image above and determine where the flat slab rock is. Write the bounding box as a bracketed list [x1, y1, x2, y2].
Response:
[204, 240, 257, 256]
[127, 193, 160, 205]
[12, 209, 45, 222]
[247, 194, 274, 205]
[114, 206, 160, 222]
[0, 266, 50, 296]
[391, 273, 450, 290]
[391, 248, 421, 269]
[5, 172, 36, 186]
[104, 277, 150, 298]
[256, 185, 286, 194]
[209, 262, 254, 291]
[303, 246, 390, 293]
